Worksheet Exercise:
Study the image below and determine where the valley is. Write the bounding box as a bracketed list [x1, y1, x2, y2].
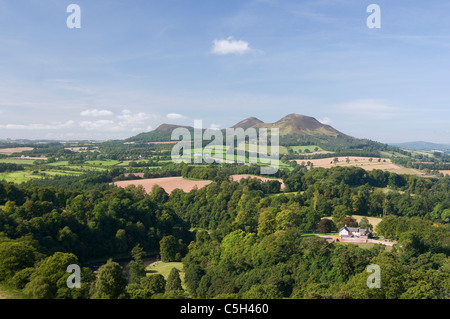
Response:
[0, 113, 449, 301]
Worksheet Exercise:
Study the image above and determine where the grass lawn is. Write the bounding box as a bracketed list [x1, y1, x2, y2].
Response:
[146, 261, 185, 288]
[301, 232, 338, 237]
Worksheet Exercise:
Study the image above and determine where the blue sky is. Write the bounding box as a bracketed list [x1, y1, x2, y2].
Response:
[0, 0, 449, 143]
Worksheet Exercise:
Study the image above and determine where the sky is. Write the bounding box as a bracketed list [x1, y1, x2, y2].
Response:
[0, 0, 450, 143]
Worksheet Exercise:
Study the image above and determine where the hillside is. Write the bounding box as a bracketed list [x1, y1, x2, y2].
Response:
[125, 123, 194, 143]
[123, 113, 392, 155]
[127, 113, 347, 143]
[252, 113, 343, 137]
[231, 116, 264, 129]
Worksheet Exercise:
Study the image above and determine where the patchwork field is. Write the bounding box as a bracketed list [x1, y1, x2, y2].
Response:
[114, 176, 212, 194]
[0, 147, 34, 155]
[295, 156, 424, 175]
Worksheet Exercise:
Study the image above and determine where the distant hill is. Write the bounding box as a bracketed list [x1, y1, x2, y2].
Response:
[389, 141, 450, 151]
[231, 117, 264, 129]
[125, 123, 194, 143]
[124, 113, 392, 155]
[235, 113, 343, 137]
[127, 114, 346, 143]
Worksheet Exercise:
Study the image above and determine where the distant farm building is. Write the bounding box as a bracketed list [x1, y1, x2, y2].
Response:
[339, 226, 372, 239]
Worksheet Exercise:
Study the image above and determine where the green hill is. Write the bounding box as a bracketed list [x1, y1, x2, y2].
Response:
[123, 113, 394, 155]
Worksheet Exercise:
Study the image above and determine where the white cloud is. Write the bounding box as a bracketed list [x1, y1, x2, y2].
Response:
[77, 109, 154, 133]
[166, 113, 186, 120]
[319, 117, 333, 125]
[0, 120, 75, 130]
[81, 109, 114, 117]
[117, 109, 149, 126]
[209, 123, 222, 130]
[211, 37, 253, 55]
[79, 120, 114, 131]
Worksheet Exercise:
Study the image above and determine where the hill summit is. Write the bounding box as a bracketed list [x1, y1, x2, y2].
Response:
[231, 117, 264, 129]
[126, 113, 352, 144]
[231, 113, 343, 137]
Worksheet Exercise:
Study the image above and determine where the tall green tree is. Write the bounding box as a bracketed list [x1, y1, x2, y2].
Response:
[92, 259, 127, 299]
[127, 244, 146, 284]
[141, 274, 166, 295]
[166, 267, 183, 292]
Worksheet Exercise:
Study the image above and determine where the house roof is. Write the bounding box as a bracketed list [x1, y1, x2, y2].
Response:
[339, 226, 371, 233]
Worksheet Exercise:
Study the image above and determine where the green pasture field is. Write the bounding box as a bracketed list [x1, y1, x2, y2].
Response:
[85, 160, 121, 166]
[0, 169, 83, 184]
[0, 158, 37, 165]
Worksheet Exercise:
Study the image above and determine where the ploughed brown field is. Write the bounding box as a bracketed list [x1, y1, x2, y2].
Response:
[294, 156, 424, 175]
[114, 177, 212, 194]
[0, 147, 34, 155]
[230, 174, 285, 189]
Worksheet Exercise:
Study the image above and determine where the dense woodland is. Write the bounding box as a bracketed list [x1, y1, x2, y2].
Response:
[0, 159, 449, 299]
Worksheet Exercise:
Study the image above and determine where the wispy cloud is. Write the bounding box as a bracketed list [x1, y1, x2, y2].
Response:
[166, 113, 186, 120]
[79, 120, 114, 131]
[81, 109, 114, 117]
[211, 37, 255, 55]
[319, 117, 333, 125]
[0, 120, 75, 130]
[79, 110, 153, 133]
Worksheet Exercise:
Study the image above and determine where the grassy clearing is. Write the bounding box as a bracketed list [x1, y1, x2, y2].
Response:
[146, 261, 185, 288]
[301, 232, 338, 237]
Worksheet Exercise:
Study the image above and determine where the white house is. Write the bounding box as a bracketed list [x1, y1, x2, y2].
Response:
[339, 226, 372, 239]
